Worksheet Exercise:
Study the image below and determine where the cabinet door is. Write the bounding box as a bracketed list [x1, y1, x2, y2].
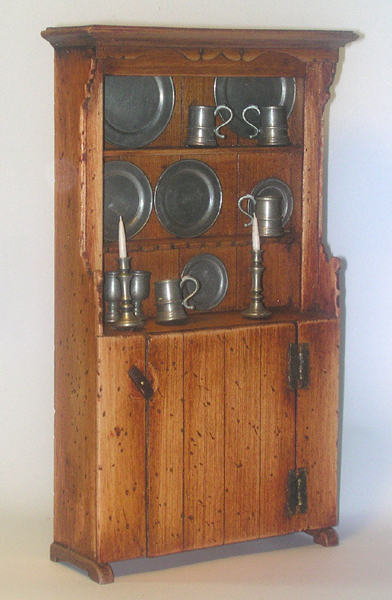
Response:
[146, 323, 297, 556]
[295, 318, 340, 531]
[146, 333, 185, 557]
[224, 324, 297, 542]
[96, 335, 147, 563]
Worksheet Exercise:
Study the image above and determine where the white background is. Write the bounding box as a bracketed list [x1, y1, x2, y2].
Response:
[1, 0, 392, 597]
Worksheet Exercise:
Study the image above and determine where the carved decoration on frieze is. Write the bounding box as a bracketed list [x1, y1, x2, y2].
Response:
[117, 48, 261, 62]
[114, 47, 300, 65]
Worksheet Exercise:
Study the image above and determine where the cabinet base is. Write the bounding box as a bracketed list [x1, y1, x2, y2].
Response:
[50, 528, 338, 583]
[50, 542, 114, 584]
[305, 527, 339, 547]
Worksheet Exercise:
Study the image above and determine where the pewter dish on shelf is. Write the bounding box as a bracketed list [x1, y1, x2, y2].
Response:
[104, 75, 175, 148]
[214, 76, 296, 138]
[181, 253, 228, 311]
[103, 161, 153, 242]
[154, 159, 222, 238]
[251, 177, 294, 226]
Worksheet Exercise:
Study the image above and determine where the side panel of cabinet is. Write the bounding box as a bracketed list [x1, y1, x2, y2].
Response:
[97, 336, 146, 563]
[53, 50, 102, 560]
[295, 318, 340, 530]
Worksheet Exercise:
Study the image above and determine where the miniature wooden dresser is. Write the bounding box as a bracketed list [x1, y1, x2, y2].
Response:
[42, 25, 357, 583]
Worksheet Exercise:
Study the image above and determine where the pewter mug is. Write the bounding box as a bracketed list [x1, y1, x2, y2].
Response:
[103, 271, 121, 323]
[238, 193, 284, 237]
[185, 104, 233, 147]
[154, 275, 200, 324]
[130, 270, 151, 321]
[242, 105, 290, 146]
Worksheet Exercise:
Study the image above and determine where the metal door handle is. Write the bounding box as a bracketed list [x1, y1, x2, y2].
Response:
[128, 365, 154, 401]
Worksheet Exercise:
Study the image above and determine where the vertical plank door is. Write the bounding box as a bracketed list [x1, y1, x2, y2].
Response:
[97, 335, 146, 563]
[146, 323, 298, 556]
[146, 333, 185, 556]
[259, 323, 297, 538]
[224, 323, 297, 542]
[224, 326, 262, 543]
[183, 330, 226, 551]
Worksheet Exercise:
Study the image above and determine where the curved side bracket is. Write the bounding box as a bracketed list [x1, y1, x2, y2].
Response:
[50, 542, 114, 584]
[305, 527, 339, 547]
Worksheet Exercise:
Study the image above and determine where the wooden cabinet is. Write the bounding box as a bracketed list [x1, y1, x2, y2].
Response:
[42, 25, 357, 583]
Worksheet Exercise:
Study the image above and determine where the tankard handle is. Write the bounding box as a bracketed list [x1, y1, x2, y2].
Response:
[214, 105, 234, 139]
[237, 194, 256, 227]
[180, 275, 200, 310]
[242, 105, 261, 139]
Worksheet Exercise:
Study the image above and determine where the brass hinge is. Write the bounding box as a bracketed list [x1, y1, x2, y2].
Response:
[288, 343, 310, 389]
[287, 468, 308, 516]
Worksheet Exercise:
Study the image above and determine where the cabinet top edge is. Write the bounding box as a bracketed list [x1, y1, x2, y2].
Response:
[41, 25, 359, 51]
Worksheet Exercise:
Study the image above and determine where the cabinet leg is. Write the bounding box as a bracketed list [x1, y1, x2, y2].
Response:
[305, 527, 339, 547]
[50, 542, 114, 584]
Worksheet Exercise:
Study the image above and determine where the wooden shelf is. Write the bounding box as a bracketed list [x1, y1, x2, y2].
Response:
[103, 232, 299, 254]
[103, 145, 303, 158]
[103, 307, 336, 338]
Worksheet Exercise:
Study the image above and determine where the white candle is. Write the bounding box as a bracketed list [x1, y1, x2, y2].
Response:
[252, 216, 260, 251]
[118, 216, 127, 259]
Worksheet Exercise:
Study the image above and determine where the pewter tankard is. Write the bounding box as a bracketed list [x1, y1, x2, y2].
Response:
[154, 275, 200, 324]
[242, 105, 290, 146]
[185, 104, 233, 147]
[238, 192, 284, 237]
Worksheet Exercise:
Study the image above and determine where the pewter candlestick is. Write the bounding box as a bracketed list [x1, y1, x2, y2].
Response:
[242, 249, 271, 319]
[113, 257, 144, 330]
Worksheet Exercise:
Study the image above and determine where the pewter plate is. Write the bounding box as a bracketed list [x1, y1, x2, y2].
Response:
[214, 77, 296, 138]
[104, 75, 175, 148]
[154, 159, 222, 238]
[104, 161, 153, 242]
[182, 253, 228, 311]
[252, 177, 294, 227]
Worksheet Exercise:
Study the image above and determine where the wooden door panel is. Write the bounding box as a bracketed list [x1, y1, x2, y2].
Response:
[97, 335, 146, 563]
[145, 322, 299, 556]
[224, 326, 262, 543]
[183, 330, 225, 551]
[147, 333, 184, 556]
[259, 323, 297, 537]
[295, 319, 340, 530]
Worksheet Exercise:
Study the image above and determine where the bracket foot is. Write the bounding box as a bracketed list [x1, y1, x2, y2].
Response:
[50, 542, 114, 584]
[305, 527, 339, 547]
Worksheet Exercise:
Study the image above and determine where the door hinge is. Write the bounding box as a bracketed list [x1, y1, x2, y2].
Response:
[288, 343, 310, 389]
[287, 468, 308, 516]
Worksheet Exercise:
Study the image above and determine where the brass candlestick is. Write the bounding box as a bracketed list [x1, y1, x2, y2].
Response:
[242, 249, 271, 319]
[113, 257, 144, 330]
